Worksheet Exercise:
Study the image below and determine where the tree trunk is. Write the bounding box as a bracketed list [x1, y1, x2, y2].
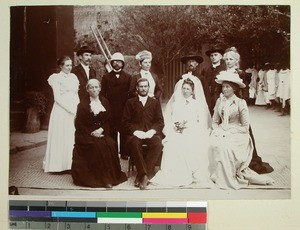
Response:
[24, 107, 40, 133]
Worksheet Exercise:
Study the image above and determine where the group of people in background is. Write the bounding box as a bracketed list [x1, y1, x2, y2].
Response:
[247, 62, 290, 116]
[42, 43, 284, 190]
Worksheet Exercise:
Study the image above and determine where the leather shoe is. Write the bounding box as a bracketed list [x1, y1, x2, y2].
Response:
[139, 175, 149, 190]
[134, 177, 140, 188]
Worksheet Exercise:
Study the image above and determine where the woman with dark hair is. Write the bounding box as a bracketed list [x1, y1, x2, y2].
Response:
[71, 79, 127, 188]
[43, 56, 79, 173]
[151, 76, 213, 187]
[210, 71, 274, 189]
[222, 47, 274, 174]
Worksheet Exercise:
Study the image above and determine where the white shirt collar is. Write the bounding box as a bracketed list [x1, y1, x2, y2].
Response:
[138, 95, 148, 106]
[212, 62, 221, 68]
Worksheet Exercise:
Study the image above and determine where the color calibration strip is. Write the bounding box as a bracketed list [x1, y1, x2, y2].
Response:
[9, 201, 207, 229]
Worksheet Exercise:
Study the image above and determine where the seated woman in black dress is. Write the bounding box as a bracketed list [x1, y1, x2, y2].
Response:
[71, 79, 127, 188]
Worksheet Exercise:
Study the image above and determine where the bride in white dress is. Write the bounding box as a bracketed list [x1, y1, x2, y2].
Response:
[151, 74, 213, 187]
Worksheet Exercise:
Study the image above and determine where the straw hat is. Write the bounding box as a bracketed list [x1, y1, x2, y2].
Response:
[135, 50, 152, 61]
[215, 71, 246, 88]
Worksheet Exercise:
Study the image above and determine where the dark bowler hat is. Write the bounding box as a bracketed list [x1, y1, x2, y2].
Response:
[180, 52, 203, 64]
[76, 45, 95, 56]
[205, 46, 224, 56]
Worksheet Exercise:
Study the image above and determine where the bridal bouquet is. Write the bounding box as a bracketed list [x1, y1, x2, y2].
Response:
[174, 120, 187, 133]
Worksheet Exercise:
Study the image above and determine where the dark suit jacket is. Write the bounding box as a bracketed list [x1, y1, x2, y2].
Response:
[130, 72, 163, 99]
[72, 64, 96, 101]
[100, 70, 132, 130]
[122, 96, 164, 136]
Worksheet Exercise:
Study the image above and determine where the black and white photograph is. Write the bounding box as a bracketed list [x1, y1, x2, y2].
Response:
[8, 4, 291, 200]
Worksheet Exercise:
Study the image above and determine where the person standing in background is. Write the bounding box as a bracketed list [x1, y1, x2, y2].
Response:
[130, 50, 163, 100]
[101, 52, 132, 160]
[72, 45, 97, 101]
[201, 46, 226, 114]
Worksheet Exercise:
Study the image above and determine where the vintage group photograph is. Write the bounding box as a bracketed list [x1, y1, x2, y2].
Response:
[9, 5, 291, 200]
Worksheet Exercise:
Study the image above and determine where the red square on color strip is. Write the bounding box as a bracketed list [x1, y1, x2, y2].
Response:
[188, 213, 207, 224]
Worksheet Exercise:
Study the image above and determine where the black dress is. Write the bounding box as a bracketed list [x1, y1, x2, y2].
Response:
[71, 96, 127, 188]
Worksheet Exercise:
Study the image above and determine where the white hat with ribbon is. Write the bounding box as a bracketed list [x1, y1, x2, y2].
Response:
[215, 70, 246, 88]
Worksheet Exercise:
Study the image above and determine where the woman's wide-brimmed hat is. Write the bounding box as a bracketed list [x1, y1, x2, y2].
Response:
[135, 50, 152, 61]
[215, 70, 246, 88]
[205, 45, 224, 56]
[76, 45, 95, 56]
[180, 52, 203, 64]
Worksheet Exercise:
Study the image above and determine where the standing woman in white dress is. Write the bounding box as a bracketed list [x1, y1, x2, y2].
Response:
[43, 56, 79, 173]
[151, 76, 213, 187]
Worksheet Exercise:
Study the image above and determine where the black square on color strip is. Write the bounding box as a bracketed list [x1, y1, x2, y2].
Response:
[29, 206, 46, 211]
[9, 205, 28, 211]
[147, 207, 167, 212]
[126, 207, 147, 212]
[167, 207, 187, 212]
[86, 207, 106, 212]
[186, 207, 207, 213]
[67, 206, 86, 211]
[107, 207, 126, 212]
[58, 217, 97, 223]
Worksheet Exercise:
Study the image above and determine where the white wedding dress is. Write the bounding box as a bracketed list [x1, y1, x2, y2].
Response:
[151, 74, 214, 187]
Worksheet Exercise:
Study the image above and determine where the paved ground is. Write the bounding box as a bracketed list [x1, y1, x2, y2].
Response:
[9, 105, 290, 199]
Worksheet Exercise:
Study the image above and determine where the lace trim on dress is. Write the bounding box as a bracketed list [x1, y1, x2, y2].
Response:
[90, 98, 106, 115]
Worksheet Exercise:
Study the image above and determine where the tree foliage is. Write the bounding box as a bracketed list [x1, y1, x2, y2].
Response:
[114, 5, 290, 71]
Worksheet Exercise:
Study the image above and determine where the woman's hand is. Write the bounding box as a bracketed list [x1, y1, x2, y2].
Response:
[91, 128, 104, 138]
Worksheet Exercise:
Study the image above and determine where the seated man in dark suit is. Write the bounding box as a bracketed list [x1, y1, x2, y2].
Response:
[122, 78, 164, 190]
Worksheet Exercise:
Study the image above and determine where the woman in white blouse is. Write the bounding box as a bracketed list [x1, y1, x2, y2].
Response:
[130, 50, 163, 99]
[43, 56, 79, 173]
